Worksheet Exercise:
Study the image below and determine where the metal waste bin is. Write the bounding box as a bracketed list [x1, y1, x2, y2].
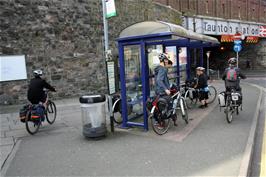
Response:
[79, 94, 107, 138]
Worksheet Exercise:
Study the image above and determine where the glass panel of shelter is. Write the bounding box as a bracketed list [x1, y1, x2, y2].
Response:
[147, 45, 188, 98]
[123, 45, 143, 117]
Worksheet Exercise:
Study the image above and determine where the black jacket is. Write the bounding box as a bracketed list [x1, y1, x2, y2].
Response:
[196, 73, 208, 89]
[27, 77, 55, 104]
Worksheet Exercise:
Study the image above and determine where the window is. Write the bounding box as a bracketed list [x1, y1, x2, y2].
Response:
[206, 0, 209, 14]
[222, 3, 225, 17]
[252, 8, 255, 19]
[238, 6, 241, 18]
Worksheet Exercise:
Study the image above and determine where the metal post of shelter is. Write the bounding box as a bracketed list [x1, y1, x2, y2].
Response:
[186, 46, 191, 80]
[176, 46, 180, 86]
[200, 47, 204, 67]
[140, 41, 148, 131]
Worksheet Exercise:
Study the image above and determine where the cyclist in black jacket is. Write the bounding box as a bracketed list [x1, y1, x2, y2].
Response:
[27, 70, 56, 104]
[195, 67, 209, 108]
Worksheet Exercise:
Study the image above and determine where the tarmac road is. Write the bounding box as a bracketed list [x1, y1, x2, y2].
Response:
[4, 83, 262, 176]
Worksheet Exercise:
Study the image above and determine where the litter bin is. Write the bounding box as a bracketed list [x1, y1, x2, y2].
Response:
[79, 94, 107, 138]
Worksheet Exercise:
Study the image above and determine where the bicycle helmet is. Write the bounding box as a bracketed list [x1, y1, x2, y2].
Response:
[228, 57, 237, 65]
[158, 53, 169, 62]
[196, 67, 205, 71]
[33, 69, 43, 77]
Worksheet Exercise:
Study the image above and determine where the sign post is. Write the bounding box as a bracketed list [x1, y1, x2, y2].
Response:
[102, 0, 117, 94]
[233, 44, 242, 67]
[233, 33, 243, 68]
[206, 51, 211, 76]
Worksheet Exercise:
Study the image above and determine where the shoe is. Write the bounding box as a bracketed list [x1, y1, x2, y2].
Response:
[198, 105, 205, 109]
[171, 115, 178, 127]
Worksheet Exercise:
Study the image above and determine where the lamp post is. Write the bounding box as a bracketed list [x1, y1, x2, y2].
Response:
[206, 51, 211, 76]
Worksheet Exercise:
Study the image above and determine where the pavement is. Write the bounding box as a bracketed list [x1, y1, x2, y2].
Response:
[0, 80, 264, 176]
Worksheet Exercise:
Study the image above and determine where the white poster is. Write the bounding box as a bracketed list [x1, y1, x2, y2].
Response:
[0, 55, 27, 82]
[179, 47, 187, 65]
[107, 61, 116, 94]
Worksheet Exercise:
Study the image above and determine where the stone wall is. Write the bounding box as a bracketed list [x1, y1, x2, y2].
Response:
[0, 0, 182, 104]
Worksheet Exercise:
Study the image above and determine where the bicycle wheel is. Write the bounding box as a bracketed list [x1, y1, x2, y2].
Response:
[225, 100, 233, 123]
[184, 90, 197, 109]
[150, 112, 170, 135]
[25, 111, 41, 135]
[180, 98, 189, 124]
[208, 85, 217, 104]
[46, 101, 57, 124]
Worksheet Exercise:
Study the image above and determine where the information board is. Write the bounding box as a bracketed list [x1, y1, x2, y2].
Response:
[0, 55, 27, 82]
[107, 61, 116, 94]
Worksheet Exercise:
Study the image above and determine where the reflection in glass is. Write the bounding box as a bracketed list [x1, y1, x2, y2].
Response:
[124, 45, 143, 116]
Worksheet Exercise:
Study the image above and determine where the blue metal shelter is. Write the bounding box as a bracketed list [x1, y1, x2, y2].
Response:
[117, 21, 219, 131]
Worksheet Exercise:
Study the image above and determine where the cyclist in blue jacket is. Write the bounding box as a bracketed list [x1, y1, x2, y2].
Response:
[154, 53, 177, 126]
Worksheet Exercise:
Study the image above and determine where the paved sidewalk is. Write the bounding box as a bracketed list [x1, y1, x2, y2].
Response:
[1, 80, 262, 176]
[0, 80, 223, 175]
[0, 97, 80, 172]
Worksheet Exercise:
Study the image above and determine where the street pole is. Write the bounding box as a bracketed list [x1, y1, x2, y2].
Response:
[206, 51, 211, 76]
[207, 56, 209, 76]
[237, 51, 239, 68]
[102, 0, 109, 59]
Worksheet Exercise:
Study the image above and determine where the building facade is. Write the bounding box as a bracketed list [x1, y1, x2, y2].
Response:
[154, 0, 266, 23]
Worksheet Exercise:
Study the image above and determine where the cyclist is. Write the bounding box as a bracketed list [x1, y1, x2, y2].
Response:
[154, 53, 177, 126]
[195, 67, 209, 108]
[222, 57, 246, 103]
[27, 69, 56, 105]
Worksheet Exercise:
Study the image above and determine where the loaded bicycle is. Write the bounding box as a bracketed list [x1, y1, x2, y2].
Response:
[147, 85, 188, 135]
[222, 88, 242, 123]
[23, 90, 57, 135]
[182, 80, 217, 108]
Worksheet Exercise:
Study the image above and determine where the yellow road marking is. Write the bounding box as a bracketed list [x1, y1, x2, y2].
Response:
[260, 114, 266, 177]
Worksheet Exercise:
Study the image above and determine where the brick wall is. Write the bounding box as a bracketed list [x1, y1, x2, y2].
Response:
[154, 0, 266, 23]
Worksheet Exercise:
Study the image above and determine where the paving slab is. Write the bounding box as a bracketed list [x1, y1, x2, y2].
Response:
[0, 145, 13, 169]
[0, 138, 13, 146]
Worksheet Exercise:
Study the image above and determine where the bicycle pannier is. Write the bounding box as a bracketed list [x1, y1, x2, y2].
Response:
[31, 104, 45, 122]
[218, 92, 225, 107]
[19, 104, 30, 123]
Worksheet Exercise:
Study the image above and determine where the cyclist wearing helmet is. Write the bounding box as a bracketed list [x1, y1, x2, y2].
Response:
[154, 53, 177, 126]
[27, 70, 56, 104]
[222, 57, 246, 92]
[195, 67, 209, 108]
[154, 53, 171, 96]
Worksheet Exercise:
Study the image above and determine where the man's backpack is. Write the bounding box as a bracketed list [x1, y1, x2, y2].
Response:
[226, 68, 237, 81]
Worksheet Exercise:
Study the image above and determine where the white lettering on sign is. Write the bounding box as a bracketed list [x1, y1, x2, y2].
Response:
[186, 17, 264, 37]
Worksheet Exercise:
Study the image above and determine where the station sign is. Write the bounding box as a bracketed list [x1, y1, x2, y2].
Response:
[184, 16, 266, 38]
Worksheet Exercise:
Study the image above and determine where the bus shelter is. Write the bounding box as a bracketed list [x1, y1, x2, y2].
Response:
[117, 21, 219, 131]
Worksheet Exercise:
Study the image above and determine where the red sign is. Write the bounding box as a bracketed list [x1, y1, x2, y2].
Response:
[234, 32, 242, 41]
[246, 36, 259, 43]
[259, 26, 266, 37]
[221, 35, 234, 42]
